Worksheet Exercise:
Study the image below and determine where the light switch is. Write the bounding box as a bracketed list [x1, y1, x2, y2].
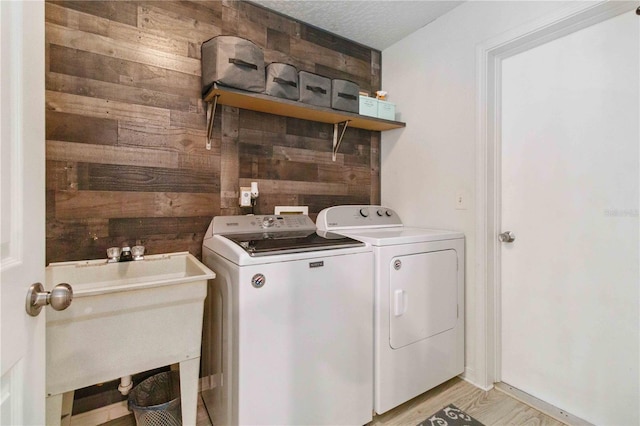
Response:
[455, 191, 468, 210]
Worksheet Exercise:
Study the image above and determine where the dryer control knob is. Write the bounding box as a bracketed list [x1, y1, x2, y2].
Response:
[385, 210, 393, 217]
[377, 209, 384, 217]
[359, 208, 369, 217]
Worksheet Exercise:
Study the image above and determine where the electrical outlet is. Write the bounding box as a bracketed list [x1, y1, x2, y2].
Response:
[239, 187, 252, 207]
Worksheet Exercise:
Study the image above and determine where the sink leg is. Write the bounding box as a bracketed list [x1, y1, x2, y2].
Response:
[46, 390, 73, 426]
[61, 391, 74, 426]
[180, 357, 200, 426]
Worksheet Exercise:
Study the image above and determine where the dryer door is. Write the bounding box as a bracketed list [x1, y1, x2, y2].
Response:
[389, 249, 458, 349]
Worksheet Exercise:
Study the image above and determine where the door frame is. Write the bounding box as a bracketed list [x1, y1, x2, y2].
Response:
[473, 0, 636, 390]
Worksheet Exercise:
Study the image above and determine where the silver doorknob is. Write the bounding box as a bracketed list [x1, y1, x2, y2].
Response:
[499, 231, 516, 243]
[25, 282, 73, 317]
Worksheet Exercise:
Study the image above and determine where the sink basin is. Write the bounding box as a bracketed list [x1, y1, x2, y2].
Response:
[44, 251, 215, 425]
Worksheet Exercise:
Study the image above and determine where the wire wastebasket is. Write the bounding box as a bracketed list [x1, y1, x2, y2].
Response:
[128, 371, 182, 426]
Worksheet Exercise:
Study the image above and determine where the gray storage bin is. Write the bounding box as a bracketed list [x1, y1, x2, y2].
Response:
[298, 71, 331, 108]
[201, 35, 265, 95]
[265, 63, 299, 100]
[331, 79, 360, 113]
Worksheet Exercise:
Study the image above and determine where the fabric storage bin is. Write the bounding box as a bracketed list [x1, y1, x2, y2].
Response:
[201, 35, 265, 95]
[265, 63, 299, 100]
[331, 79, 359, 113]
[298, 71, 331, 108]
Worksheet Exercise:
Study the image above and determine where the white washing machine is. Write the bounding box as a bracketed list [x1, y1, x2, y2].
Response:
[201, 214, 373, 426]
[316, 205, 464, 415]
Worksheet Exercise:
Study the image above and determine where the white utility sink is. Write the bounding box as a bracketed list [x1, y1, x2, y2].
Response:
[44, 252, 215, 426]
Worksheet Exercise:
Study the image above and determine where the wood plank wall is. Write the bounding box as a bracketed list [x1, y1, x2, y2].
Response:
[45, 0, 381, 264]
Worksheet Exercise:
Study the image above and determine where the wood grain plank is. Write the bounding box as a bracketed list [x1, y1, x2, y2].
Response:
[272, 145, 344, 166]
[317, 163, 370, 186]
[108, 216, 212, 238]
[46, 110, 118, 145]
[220, 106, 240, 211]
[136, 4, 221, 44]
[47, 140, 179, 169]
[266, 28, 290, 55]
[246, 158, 319, 182]
[47, 218, 110, 242]
[370, 132, 381, 205]
[45, 2, 189, 57]
[46, 161, 77, 191]
[238, 142, 273, 158]
[48, 1, 138, 27]
[239, 178, 349, 196]
[290, 37, 371, 78]
[46, 71, 193, 112]
[46, 230, 207, 263]
[46, 23, 201, 76]
[55, 190, 219, 219]
[46, 90, 171, 127]
[300, 23, 373, 63]
[135, 1, 222, 33]
[117, 122, 212, 153]
[48, 43, 201, 98]
[236, 1, 296, 36]
[170, 109, 207, 131]
[371, 50, 381, 91]
[77, 163, 219, 193]
[239, 110, 287, 133]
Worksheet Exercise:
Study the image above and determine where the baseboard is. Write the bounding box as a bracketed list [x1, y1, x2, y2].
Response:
[69, 401, 130, 426]
[459, 368, 494, 392]
[495, 382, 594, 426]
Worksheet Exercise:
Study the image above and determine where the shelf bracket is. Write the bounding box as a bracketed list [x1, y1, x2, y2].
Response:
[205, 94, 219, 150]
[332, 120, 350, 161]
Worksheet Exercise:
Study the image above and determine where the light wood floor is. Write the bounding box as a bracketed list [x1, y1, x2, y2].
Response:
[368, 378, 565, 426]
[101, 377, 564, 426]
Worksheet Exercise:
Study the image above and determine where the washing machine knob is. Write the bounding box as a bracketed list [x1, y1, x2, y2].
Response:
[262, 216, 276, 228]
[359, 208, 369, 217]
[385, 210, 393, 217]
[377, 209, 384, 217]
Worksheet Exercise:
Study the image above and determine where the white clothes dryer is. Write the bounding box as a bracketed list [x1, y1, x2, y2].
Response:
[316, 205, 464, 415]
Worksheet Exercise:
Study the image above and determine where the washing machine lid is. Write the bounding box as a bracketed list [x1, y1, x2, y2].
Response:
[222, 230, 364, 257]
[205, 214, 364, 257]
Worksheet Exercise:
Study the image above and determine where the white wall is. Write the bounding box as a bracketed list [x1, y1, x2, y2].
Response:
[380, 1, 586, 387]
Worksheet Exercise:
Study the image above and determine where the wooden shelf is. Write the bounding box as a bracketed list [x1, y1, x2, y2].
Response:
[203, 85, 406, 132]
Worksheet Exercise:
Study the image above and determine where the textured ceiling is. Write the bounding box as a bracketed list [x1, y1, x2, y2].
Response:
[251, 1, 463, 50]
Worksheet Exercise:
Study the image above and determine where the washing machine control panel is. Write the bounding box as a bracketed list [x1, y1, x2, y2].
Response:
[317, 205, 402, 230]
[212, 214, 316, 234]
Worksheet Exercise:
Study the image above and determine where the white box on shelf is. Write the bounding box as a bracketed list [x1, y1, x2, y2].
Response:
[359, 96, 378, 118]
[377, 100, 396, 121]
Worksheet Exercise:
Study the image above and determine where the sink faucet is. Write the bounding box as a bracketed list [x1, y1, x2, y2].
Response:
[107, 244, 144, 263]
[119, 245, 133, 262]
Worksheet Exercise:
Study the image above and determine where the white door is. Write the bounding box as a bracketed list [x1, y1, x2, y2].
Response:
[500, 9, 639, 426]
[0, 1, 46, 424]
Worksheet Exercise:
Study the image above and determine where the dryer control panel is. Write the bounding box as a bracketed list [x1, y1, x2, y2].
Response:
[316, 205, 403, 230]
